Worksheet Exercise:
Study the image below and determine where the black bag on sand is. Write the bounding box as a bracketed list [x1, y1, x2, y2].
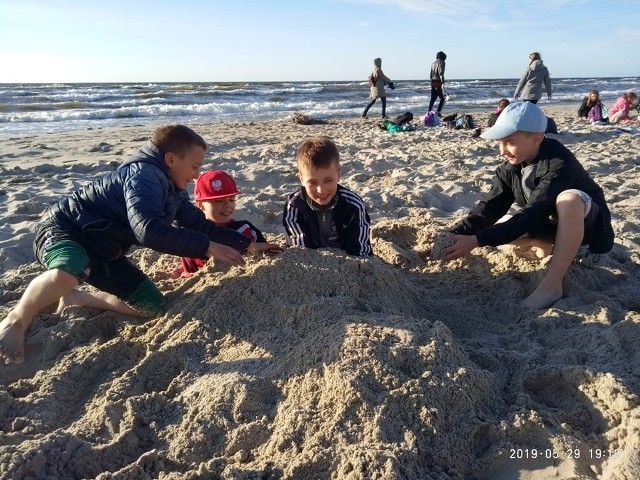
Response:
[442, 113, 457, 122]
[392, 112, 413, 125]
[463, 114, 475, 129]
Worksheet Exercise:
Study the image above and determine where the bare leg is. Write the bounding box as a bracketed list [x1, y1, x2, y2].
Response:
[522, 193, 584, 310]
[57, 288, 141, 316]
[0, 269, 79, 364]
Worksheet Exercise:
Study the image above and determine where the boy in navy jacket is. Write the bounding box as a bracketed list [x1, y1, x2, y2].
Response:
[0, 125, 279, 364]
[443, 103, 614, 310]
[283, 136, 372, 257]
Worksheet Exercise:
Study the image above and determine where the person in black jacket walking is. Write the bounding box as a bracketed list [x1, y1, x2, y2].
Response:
[440, 102, 614, 310]
[0, 125, 280, 364]
[428, 51, 447, 114]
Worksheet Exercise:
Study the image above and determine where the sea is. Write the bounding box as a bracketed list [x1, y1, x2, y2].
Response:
[1, 77, 639, 137]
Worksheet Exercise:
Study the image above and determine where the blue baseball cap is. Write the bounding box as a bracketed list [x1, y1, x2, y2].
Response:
[481, 102, 547, 140]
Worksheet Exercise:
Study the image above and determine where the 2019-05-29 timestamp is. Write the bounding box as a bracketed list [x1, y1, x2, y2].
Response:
[508, 448, 622, 460]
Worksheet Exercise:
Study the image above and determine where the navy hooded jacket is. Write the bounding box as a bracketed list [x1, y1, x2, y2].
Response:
[47, 140, 251, 261]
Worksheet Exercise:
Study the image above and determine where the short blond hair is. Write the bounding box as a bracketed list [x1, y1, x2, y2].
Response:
[296, 136, 340, 170]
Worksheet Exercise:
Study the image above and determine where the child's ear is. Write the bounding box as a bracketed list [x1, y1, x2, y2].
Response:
[165, 152, 175, 167]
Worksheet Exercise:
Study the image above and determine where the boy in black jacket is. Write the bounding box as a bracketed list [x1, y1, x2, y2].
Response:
[442, 102, 614, 310]
[283, 136, 373, 257]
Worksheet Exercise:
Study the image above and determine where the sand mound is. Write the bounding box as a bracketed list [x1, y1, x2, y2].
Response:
[2, 246, 639, 479]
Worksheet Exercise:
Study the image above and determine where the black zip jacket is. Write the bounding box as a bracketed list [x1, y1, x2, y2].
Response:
[450, 137, 614, 254]
[283, 184, 373, 256]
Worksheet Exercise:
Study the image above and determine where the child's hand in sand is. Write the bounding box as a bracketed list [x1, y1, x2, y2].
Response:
[247, 242, 284, 256]
[442, 234, 479, 261]
[207, 242, 245, 266]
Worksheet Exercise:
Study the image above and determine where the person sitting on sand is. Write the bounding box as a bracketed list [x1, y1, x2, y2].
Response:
[0, 125, 281, 365]
[440, 102, 614, 310]
[181, 169, 271, 273]
[283, 136, 373, 256]
[577, 90, 605, 122]
[487, 98, 510, 127]
[607, 92, 638, 124]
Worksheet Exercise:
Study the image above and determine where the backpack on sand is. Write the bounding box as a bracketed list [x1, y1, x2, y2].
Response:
[454, 114, 475, 129]
[421, 111, 440, 127]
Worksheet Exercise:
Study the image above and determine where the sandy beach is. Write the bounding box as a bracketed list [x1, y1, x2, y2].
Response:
[1, 105, 639, 479]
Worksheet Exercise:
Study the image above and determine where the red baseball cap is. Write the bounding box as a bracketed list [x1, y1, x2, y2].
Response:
[194, 170, 239, 200]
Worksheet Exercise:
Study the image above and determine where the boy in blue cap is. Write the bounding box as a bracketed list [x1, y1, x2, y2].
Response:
[442, 102, 614, 310]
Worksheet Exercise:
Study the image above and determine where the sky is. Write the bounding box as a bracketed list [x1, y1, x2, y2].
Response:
[1, 0, 640, 83]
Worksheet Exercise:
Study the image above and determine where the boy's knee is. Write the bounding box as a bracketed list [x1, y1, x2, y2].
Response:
[556, 190, 587, 215]
[556, 190, 582, 204]
[126, 279, 166, 318]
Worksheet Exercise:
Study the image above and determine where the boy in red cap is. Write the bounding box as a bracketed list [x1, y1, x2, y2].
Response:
[181, 170, 272, 273]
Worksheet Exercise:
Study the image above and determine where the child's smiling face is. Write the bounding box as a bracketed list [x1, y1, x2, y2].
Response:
[298, 161, 341, 206]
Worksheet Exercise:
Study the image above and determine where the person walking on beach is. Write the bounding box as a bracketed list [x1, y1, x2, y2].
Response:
[428, 51, 447, 115]
[514, 52, 552, 104]
[362, 58, 394, 119]
[0, 124, 281, 365]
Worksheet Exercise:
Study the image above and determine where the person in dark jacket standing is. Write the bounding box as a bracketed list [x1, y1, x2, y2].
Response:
[362, 57, 394, 118]
[283, 136, 372, 256]
[514, 52, 552, 104]
[428, 51, 447, 115]
[440, 102, 613, 310]
[0, 125, 280, 364]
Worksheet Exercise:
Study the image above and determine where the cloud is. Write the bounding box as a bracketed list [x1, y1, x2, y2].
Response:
[341, 0, 489, 17]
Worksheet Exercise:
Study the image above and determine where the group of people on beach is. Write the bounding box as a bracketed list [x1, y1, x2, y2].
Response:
[363, 50, 640, 129]
[577, 90, 639, 124]
[0, 90, 616, 364]
[362, 51, 554, 119]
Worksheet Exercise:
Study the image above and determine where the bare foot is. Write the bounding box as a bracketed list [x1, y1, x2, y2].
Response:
[55, 288, 81, 314]
[0, 312, 28, 364]
[521, 286, 563, 310]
